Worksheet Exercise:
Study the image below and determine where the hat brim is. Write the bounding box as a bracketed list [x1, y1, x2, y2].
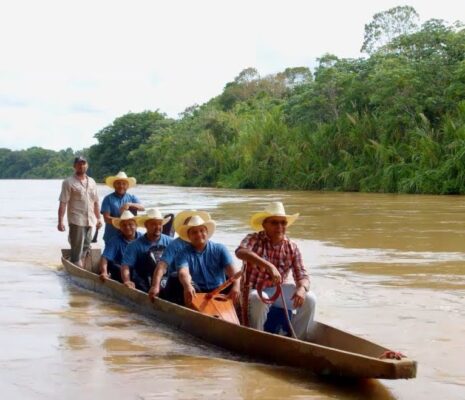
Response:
[173, 210, 211, 232]
[177, 220, 216, 243]
[112, 217, 137, 230]
[105, 176, 137, 189]
[250, 212, 299, 232]
[135, 215, 171, 228]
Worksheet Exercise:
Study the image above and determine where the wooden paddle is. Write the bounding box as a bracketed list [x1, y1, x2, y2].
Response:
[189, 271, 242, 325]
[91, 226, 99, 243]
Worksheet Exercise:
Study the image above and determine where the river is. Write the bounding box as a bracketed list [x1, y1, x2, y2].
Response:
[0, 179, 464, 399]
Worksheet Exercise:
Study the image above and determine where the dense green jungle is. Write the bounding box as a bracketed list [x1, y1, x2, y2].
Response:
[2, 6, 465, 194]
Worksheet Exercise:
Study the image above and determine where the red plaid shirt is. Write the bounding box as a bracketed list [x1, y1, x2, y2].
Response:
[237, 231, 309, 325]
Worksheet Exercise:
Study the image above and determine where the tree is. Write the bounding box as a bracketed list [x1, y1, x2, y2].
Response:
[361, 6, 420, 54]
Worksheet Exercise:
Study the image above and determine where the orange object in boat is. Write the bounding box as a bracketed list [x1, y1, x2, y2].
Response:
[190, 293, 240, 324]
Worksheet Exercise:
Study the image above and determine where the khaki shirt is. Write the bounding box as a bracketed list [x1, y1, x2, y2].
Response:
[59, 175, 99, 227]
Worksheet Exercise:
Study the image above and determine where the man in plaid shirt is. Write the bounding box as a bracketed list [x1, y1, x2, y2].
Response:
[236, 202, 316, 339]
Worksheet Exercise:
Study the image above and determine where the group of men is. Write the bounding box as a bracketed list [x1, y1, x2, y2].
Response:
[58, 156, 316, 339]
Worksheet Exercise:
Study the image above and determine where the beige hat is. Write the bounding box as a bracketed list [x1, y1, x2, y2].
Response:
[111, 210, 137, 230]
[105, 171, 137, 189]
[176, 215, 216, 243]
[173, 210, 211, 232]
[250, 201, 299, 231]
[135, 208, 171, 228]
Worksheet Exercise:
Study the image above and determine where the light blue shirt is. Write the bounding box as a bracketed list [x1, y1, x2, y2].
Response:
[122, 234, 173, 272]
[102, 231, 142, 265]
[101, 192, 141, 243]
[175, 241, 233, 291]
[160, 237, 189, 275]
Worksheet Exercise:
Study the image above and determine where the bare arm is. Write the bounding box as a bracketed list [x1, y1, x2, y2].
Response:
[94, 201, 102, 228]
[225, 264, 241, 302]
[121, 265, 135, 289]
[235, 247, 281, 283]
[148, 261, 168, 300]
[57, 201, 66, 231]
[99, 257, 109, 282]
[178, 267, 196, 305]
[120, 203, 145, 213]
[102, 211, 112, 224]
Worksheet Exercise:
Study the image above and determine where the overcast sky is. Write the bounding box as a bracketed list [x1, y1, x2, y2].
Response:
[0, 0, 463, 151]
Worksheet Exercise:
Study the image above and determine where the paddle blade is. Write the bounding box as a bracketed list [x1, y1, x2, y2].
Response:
[190, 293, 240, 325]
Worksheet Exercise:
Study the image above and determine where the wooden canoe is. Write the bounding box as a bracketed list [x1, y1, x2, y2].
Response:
[61, 249, 417, 379]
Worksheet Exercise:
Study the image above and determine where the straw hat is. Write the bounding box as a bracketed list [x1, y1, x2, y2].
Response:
[250, 201, 299, 231]
[173, 210, 211, 232]
[176, 215, 216, 243]
[105, 171, 137, 189]
[135, 208, 171, 228]
[111, 210, 137, 229]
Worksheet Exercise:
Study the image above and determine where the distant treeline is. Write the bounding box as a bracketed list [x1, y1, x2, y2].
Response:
[2, 6, 465, 194]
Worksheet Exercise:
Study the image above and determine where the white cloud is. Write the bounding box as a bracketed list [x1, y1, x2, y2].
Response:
[0, 0, 463, 150]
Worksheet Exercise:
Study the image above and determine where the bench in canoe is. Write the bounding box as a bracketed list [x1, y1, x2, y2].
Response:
[61, 249, 417, 379]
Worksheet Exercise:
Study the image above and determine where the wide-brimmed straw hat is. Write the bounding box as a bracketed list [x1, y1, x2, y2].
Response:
[105, 171, 137, 189]
[250, 201, 299, 231]
[112, 210, 137, 229]
[135, 208, 171, 228]
[176, 215, 216, 243]
[173, 210, 211, 232]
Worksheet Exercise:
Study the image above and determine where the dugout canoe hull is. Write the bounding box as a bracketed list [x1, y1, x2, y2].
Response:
[61, 250, 417, 379]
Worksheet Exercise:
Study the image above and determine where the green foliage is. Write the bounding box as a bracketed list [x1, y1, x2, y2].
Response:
[4, 7, 465, 195]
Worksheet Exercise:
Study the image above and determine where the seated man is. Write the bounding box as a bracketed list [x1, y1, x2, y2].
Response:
[235, 201, 316, 340]
[99, 210, 141, 283]
[101, 171, 145, 245]
[120, 208, 173, 292]
[174, 214, 240, 305]
[148, 210, 211, 304]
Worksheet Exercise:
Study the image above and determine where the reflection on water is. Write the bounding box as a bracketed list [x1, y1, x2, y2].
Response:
[0, 180, 464, 399]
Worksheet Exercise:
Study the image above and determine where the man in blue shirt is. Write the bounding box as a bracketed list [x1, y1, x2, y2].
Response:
[99, 210, 141, 283]
[101, 171, 144, 244]
[121, 208, 173, 292]
[175, 214, 240, 306]
[148, 210, 211, 304]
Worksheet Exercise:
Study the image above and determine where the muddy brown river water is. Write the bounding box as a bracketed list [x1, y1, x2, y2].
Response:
[0, 180, 464, 399]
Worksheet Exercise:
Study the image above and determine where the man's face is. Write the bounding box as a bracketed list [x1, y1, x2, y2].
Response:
[119, 219, 137, 239]
[187, 225, 208, 247]
[145, 219, 163, 238]
[263, 217, 288, 241]
[74, 161, 88, 176]
[113, 180, 129, 195]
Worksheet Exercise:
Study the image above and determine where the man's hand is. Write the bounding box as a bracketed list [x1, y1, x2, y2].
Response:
[148, 285, 160, 302]
[99, 272, 110, 282]
[96, 220, 103, 229]
[265, 263, 281, 285]
[291, 286, 306, 308]
[183, 284, 196, 306]
[227, 285, 240, 303]
[123, 281, 135, 289]
[57, 222, 65, 232]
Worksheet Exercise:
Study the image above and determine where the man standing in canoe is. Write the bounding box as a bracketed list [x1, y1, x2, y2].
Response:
[120, 208, 173, 292]
[99, 210, 142, 283]
[148, 210, 211, 304]
[101, 171, 144, 245]
[235, 201, 316, 339]
[57, 156, 102, 267]
[175, 214, 240, 305]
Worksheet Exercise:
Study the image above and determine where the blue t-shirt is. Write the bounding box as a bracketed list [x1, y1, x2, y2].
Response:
[101, 192, 141, 243]
[160, 237, 189, 275]
[175, 241, 233, 291]
[102, 231, 142, 265]
[122, 234, 173, 272]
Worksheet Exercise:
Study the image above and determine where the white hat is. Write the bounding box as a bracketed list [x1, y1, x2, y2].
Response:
[111, 210, 137, 229]
[173, 210, 211, 232]
[105, 171, 137, 189]
[250, 201, 299, 231]
[135, 208, 171, 228]
[176, 215, 216, 243]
